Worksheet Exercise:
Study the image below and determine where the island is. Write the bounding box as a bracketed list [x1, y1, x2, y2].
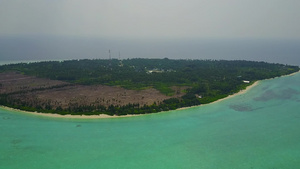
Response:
[0, 58, 299, 116]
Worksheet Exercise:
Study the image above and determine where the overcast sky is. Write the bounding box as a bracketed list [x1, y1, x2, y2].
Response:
[0, 0, 300, 39]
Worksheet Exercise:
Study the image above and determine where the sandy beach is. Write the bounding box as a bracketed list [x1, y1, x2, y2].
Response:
[176, 80, 260, 111]
[206, 81, 259, 104]
[0, 105, 140, 119]
[285, 70, 300, 77]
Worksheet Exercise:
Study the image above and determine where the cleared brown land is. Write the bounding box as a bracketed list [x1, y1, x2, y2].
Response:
[0, 72, 69, 94]
[0, 72, 187, 110]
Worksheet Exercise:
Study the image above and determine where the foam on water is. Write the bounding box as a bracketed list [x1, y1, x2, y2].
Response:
[1, 73, 300, 169]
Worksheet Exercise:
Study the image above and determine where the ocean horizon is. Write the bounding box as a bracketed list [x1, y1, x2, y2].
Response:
[1, 37, 300, 66]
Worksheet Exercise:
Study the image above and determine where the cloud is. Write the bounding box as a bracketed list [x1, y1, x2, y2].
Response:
[0, 0, 299, 39]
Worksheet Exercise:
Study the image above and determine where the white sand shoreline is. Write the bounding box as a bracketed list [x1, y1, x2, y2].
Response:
[176, 81, 259, 111]
[0, 106, 140, 119]
[1, 71, 299, 119]
[284, 70, 300, 77]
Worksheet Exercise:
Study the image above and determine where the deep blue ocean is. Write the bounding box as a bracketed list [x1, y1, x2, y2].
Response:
[0, 37, 300, 168]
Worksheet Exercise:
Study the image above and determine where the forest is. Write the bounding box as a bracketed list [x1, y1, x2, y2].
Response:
[0, 58, 299, 116]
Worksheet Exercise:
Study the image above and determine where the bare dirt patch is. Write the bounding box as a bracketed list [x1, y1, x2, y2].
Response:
[0, 72, 68, 94]
[0, 72, 187, 109]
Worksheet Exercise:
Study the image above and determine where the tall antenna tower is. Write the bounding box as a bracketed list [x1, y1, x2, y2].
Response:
[109, 49, 111, 60]
[108, 49, 112, 68]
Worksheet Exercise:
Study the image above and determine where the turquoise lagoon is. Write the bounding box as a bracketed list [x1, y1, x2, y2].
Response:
[1, 73, 300, 169]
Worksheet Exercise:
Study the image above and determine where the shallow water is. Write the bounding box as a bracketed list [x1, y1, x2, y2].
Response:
[1, 73, 300, 169]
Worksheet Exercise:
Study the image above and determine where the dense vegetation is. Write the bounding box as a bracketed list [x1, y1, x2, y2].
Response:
[0, 58, 299, 116]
